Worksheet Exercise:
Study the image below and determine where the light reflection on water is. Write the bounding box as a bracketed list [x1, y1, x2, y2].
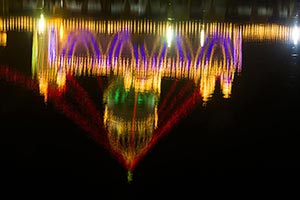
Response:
[0, 16, 299, 183]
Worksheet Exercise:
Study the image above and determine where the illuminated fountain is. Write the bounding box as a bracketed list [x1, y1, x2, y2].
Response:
[0, 16, 270, 182]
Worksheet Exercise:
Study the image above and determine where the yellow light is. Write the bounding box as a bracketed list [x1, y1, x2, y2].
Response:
[39, 77, 48, 103]
[56, 71, 66, 91]
[59, 24, 64, 40]
[0, 32, 7, 46]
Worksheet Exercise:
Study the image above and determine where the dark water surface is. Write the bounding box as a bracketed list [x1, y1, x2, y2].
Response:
[0, 12, 300, 197]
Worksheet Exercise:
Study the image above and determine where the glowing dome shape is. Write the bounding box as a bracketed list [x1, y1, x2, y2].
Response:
[103, 76, 159, 169]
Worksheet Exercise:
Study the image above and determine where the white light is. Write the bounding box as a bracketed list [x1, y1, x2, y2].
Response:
[38, 14, 45, 35]
[200, 28, 205, 47]
[292, 26, 299, 45]
[166, 26, 173, 47]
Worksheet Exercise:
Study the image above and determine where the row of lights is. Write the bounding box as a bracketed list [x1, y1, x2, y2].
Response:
[0, 15, 297, 42]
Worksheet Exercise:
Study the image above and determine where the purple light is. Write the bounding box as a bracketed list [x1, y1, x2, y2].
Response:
[48, 27, 56, 63]
[133, 44, 139, 66]
[158, 43, 167, 67]
[176, 37, 184, 62]
[140, 44, 146, 66]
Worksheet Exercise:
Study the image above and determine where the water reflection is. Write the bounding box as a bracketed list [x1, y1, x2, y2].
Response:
[1, 16, 298, 182]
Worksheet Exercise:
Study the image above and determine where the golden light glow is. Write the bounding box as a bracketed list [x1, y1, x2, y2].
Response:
[56, 70, 66, 92]
[39, 76, 48, 103]
[0, 32, 6, 46]
[0, 16, 295, 42]
[241, 23, 290, 41]
[59, 24, 64, 41]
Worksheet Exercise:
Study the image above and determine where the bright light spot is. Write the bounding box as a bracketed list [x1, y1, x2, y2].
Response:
[166, 26, 174, 47]
[59, 24, 64, 40]
[200, 28, 205, 47]
[39, 77, 48, 103]
[292, 26, 299, 45]
[56, 70, 66, 91]
[38, 14, 45, 35]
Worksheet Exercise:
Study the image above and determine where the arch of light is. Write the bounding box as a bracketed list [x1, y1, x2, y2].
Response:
[0, 16, 297, 182]
[29, 16, 246, 103]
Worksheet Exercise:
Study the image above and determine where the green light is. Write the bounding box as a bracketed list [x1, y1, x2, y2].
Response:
[114, 89, 119, 103]
[127, 170, 133, 183]
[121, 92, 126, 103]
[137, 94, 143, 104]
